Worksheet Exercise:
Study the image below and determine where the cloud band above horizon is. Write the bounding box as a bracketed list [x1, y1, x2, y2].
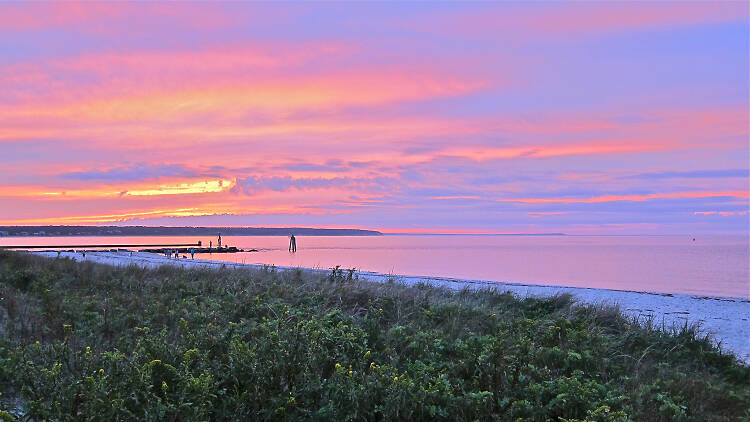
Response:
[0, 2, 747, 234]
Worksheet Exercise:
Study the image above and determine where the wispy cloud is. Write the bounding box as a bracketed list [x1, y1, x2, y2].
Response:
[232, 176, 396, 195]
[694, 210, 749, 217]
[624, 169, 748, 180]
[499, 191, 748, 205]
[60, 163, 199, 182]
[416, 2, 746, 41]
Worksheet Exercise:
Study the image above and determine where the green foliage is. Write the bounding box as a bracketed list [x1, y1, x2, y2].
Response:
[328, 265, 358, 283]
[0, 250, 748, 421]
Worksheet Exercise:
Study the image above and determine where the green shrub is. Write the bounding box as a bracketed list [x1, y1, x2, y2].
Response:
[0, 250, 748, 421]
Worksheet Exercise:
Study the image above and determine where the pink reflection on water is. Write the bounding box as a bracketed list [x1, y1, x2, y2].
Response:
[1, 235, 747, 298]
[201, 235, 747, 299]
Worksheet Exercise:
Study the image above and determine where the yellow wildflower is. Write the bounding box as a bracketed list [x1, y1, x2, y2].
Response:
[348, 370, 353, 376]
[99, 369, 104, 375]
[364, 350, 371, 359]
[162, 381, 168, 392]
[335, 363, 341, 370]
[393, 376, 398, 382]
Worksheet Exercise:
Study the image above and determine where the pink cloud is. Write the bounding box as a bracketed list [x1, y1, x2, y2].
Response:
[694, 210, 749, 216]
[429, 196, 481, 200]
[527, 212, 567, 218]
[0, 2, 236, 33]
[0, 42, 352, 104]
[500, 190, 749, 205]
[419, 2, 746, 40]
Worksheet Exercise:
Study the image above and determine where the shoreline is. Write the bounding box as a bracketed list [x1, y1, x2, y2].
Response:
[31, 250, 750, 364]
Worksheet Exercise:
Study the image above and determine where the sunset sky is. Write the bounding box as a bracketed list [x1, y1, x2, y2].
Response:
[1, 2, 747, 234]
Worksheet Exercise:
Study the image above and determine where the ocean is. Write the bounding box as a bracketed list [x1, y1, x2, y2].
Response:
[2, 234, 748, 299]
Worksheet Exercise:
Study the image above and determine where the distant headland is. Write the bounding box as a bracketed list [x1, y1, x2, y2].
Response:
[0, 225, 382, 237]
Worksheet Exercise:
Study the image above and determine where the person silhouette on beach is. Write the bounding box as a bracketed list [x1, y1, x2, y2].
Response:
[218, 234, 222, 248]
[289, 234, 297, 253]
[190, 248, 194, 259]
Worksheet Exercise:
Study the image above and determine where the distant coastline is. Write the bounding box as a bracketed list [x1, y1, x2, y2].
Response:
[0, 225, 382, 237]
[382, 232, 567, 236]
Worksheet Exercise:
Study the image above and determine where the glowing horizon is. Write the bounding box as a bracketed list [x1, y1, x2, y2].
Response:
[1, 2, 748, 234]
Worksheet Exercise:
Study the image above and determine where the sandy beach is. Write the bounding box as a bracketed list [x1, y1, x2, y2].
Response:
[33, 250, 750, 364]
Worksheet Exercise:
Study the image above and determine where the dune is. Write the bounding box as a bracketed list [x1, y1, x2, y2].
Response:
[33, 250, 750, 364]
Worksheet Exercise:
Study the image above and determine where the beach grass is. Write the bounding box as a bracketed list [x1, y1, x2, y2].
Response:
[0, 250, 748, 421]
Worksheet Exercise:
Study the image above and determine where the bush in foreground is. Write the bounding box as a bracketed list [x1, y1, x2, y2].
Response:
[0, 250, 748, 421]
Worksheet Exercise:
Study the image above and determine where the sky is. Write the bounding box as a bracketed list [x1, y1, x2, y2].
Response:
[0, 1, 748, 234]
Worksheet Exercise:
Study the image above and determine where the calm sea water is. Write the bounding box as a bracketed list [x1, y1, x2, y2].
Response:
[2, 235, 748, 299]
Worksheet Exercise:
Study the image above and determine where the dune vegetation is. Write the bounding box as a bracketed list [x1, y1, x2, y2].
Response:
[0, 250, 748, 421]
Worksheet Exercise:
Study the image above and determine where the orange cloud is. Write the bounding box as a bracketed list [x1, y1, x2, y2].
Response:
[52, 74, 474, 118]
[0, 198, 358, 224]
[0, 69, 484, 149]
[0, 178, 234, 199]
[0, 208, 187, 225]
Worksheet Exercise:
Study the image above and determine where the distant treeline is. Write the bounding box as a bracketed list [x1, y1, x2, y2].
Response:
[0, 226, 382, 237]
